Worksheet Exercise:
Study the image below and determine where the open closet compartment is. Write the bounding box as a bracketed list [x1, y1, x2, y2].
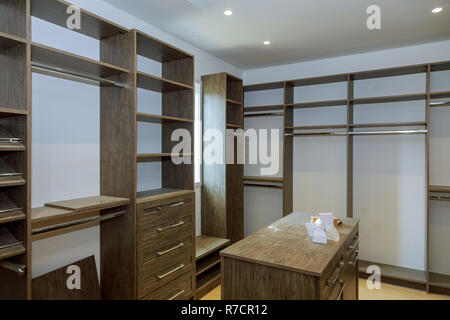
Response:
[202, 73, 244, 244]
[0, 0, 30, 300]
[244, 60, 450, 295]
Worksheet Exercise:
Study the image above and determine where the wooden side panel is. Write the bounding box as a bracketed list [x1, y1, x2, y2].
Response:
[163, 57, 194, 87]
[0, 0, 27, 38]
[99, 31, 136, 300]
[222, 257, 318, 300]
[0, 43, 27, 110]
[347, 75, 354, 218]
[32, 256, 101, 300]
[201, 73, 227, 238]
[283, 82, 293, 216]
[425, 65, 431, 292]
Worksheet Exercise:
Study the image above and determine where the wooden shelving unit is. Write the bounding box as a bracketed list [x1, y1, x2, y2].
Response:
[195, 235, 230, 299]
[202, 73, 244, 244]
[244, 59, 450, 295]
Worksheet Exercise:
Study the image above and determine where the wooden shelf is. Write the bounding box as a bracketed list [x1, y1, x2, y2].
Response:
[429, 272, 450, 289]
[0, 210, 25, 225]
[32, 42, 130, 78]
[196, 264, 221, 298]
[226, 99, 243, 106]
[352, 64, 428, 80]
[429, 186, 450, 194]
[0, 31, 26, 50]
[287, 124, 347, 130]
[137, 71, 193, 93]
[136, 113, 193, 124]
[359, 260, 427, 285]
[136, 188, 193, 204]
[196, 235, 230, 260]
[290, 74, 348, 87]
[226, 123, 243, 129]
[288, 99, 347, 109]
[244, 81, 285, 92]
[136, 153, 193, 162]
[431, 91, 450, 100]
[351, 93, 427, 105]
[31, 0, 129, 40]
[0, 107, 28, 117]
[196, 255, 221, 276]
[244, 176, 284, 184]
[0, 228, 25, 261]
[0, 127, 25, 152]
[244, 105, 285, 113]
[136, 30, 192, 63]
[0, 193, 24, 223]
[45, 195, 129, 212]
[0, 159, 25, 188]
[350, 122, 427, 128]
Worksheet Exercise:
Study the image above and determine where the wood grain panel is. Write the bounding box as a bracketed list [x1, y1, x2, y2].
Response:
[283, 82, 293, 216]
[0, 0, 27, 38]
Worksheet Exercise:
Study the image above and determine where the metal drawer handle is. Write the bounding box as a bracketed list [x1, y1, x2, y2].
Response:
[336, 280, 347, 300]
[157, 243, 185, 256]
[349, 251, 359, 265]
[157, 264, 185, 280]
[157, 202, 185, 211]
[348, 237, 359, 252]
[157, 221, 185, 233]
[327, 261, 345, 287]
[169, 290, 185, 300]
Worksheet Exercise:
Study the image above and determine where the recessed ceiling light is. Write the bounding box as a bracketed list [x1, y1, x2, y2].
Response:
[432, 7, 443, 13]
[263, 41, 271, 45]
[224, 10, 233, 16]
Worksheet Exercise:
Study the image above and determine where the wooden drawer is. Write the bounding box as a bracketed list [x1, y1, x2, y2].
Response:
[141, 271, 194, 300]
[138, 242, 195, 297]
[137, 194, 194, 223]
[320, 230, 359, 299]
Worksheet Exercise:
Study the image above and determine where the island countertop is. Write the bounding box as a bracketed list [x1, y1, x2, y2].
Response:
[220, 212, 359, 277]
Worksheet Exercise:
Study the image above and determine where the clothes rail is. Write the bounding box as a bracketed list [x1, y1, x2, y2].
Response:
[32, 210, 126, 235]
[244, 183, 283, 189]
[349, 130, 428, 136]
[430, 101, 450, 107]
[285, 132, 348, 137]
[0, 261, 26, 275]
[31, 62, 128, 88]
[244, 112, 284, 118]
[429, 196, 450, 201]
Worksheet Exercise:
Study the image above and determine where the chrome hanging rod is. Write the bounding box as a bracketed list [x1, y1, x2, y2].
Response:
[349, 130, 428, 136]
[0, 261, 26, 275]
[244, 183, 283, 189]
[31, 62, 128, 88]
[430, 101, 450, 107]
[32, 210, 126, 235]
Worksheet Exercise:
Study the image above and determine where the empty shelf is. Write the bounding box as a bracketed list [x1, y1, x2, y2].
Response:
[227, 98, 243, 106]
[136, 188, 193, 204]
[32, 42, 130, 78]
[196, 264, 221, 293]
[0, 107, 28, 117]
[0, 193, 24, 225]
[136, 30, 193, 63]
[137, 153, 193, 162]
[288, 99, 348, 109]
[137, 71, 193, 93]
[350, 122, 426, 128]
[45, 195, 129, 212]
[352, 64, 428, 80]
[196, 235, 230, 260]
[0, 159, 25, 188]
[0, 31, 26, 50]
[244, 105, 285, 113]
[244, 81, 285, 92]
[359, 260, 426, 285]
[31, 206, 94, 230]
[430, 91, 450, 100]
[226, 124, 243, 129]
[290, 74, 348, 87]
[429, 186, 450, 194]
[136, 113, 193, 124]
[31, 0, 129, 40]
[0, 127, 25, 151]
[196, 255, 221, 276]
[0, 228, 25, 261]
[351, 93, 427, 105]
[244, 176, 283, 184]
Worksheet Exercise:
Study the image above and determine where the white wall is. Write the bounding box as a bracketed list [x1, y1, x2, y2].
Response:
[31, 0, 242, 278]
[243, 40, 450, 272]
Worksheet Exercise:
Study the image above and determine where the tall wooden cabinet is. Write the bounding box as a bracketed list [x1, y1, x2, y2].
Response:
[201, 73, 244, 244]
[0, 0, 195, 300]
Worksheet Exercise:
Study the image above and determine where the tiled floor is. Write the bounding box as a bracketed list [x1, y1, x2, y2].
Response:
[201, 279, 450, 300]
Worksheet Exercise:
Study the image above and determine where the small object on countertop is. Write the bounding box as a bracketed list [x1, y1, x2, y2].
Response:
[312, 227, 327, 245]
[319, 213, 334, 228]
[311, 216, 340, 227]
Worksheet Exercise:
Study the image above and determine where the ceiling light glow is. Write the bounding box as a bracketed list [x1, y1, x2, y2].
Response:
[224, 10, 233, 16]
[432, 7, 443, 13]
[263, 41, 271, 45]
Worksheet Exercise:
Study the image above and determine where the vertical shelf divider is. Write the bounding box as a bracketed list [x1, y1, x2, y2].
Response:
[283, 82, 294, 217]
[347, 75, 354, 218]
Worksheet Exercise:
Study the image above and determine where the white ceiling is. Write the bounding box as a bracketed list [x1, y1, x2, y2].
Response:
[103, 0, 450, 69]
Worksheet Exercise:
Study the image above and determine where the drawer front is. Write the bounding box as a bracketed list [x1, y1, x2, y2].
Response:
[138, 242, 195, 297]
[320, 229, 359, 299]
[141, 271, 194, 300]
[137, 194, 194, 224]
